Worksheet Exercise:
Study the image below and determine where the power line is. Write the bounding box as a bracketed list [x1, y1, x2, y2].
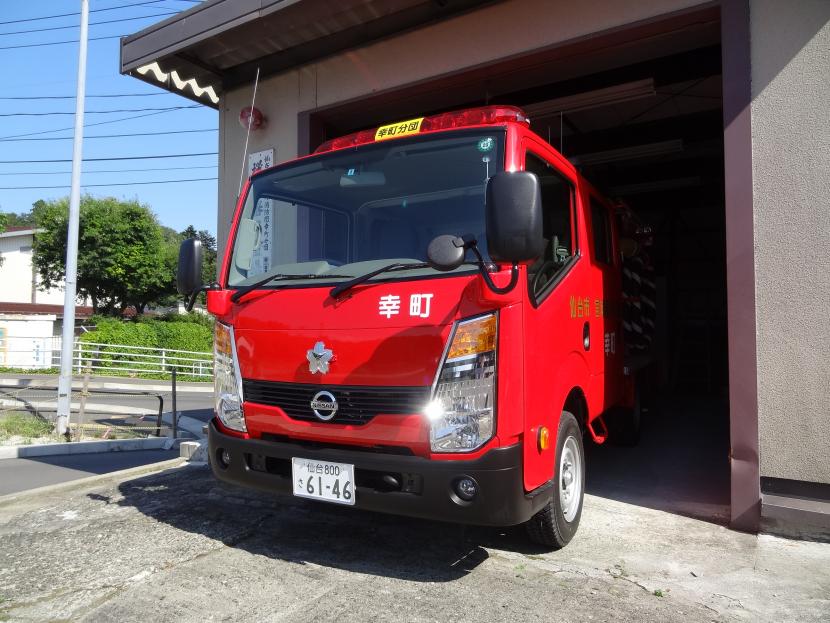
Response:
[0, 165, 216, 176]
[0, 34, 125, 50]
[0, 106, 200, 116]
[0, 1, 195, 26]
[0, 93, 170, 100]
[0, 153, 217, 163]
[0, 11, 178, 36]
[0, 177, 217, 190]
[0, 109, 202, 141]
[0, 128, 217, 142]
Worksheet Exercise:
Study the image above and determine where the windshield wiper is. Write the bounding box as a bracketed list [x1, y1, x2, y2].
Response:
[329, 262, 429, 298]
[231, 272, 353, 303]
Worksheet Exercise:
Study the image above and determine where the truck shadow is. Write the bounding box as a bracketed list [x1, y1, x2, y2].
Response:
[106, 466, 530, 582]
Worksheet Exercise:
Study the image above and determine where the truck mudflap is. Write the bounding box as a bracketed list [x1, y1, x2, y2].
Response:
[208, 420, 553, 527]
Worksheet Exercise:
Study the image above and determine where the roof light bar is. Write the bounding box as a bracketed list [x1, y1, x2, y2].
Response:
[314, 105, 529, 154]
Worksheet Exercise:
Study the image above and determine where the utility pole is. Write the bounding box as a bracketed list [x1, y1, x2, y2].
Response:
[56, 0, 89, 437]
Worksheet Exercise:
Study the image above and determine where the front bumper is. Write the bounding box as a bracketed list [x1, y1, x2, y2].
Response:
[208, 420, 552, 526]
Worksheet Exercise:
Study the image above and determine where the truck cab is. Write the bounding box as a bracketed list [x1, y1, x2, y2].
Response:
[177, 105, 633, 548]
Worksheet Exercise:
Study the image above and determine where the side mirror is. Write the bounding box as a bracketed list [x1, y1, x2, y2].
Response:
[177, 238, 203, 296]
[426, 234, 466, 272]
[485, 171, 545, 263]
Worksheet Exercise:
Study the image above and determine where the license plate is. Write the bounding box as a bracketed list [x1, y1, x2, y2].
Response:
[291, 458, 355, 506]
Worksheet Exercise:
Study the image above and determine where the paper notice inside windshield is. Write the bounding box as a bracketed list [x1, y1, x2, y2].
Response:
[249, 199, 272, 276]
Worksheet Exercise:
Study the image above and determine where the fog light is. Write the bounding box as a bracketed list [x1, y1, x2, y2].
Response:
[455, 477, 478, 501]
[218, 448, 231, 468]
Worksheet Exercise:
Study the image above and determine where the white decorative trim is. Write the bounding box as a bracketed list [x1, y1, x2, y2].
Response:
[136, 62, 219, 104]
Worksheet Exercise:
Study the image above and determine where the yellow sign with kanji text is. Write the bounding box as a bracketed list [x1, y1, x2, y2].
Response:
[375, 117, 424, 141]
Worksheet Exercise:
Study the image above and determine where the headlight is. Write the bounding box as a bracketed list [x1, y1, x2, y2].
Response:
[427, 313, 497, 452]
[214, 322, 246, 432]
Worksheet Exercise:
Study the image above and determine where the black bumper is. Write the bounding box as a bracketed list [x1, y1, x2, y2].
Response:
[208, 420, 552, 527]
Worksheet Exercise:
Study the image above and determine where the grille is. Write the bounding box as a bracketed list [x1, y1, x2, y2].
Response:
[242, 379, 430, 425]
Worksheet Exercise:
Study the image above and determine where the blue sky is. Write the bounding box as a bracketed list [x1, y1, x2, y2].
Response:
[0, 0, 218, 234]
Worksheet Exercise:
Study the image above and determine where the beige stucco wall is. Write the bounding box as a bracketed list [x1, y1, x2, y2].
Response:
[750, 0, 830, 484]
[217, 0, 708, 250]
[0, 231, 66, 305]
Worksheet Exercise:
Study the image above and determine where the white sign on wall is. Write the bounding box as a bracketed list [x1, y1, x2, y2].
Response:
[248, 148, 275, 176]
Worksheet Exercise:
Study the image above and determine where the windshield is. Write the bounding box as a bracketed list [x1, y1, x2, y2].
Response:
[227, 129, 505, 287]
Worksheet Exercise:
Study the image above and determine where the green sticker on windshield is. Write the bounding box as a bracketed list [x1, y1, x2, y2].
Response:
[477, 137, 495, 152]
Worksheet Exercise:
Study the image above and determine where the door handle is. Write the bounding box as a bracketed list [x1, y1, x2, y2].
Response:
[583, 322, 590, 351]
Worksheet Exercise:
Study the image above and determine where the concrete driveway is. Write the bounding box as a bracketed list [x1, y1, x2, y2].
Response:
[0, 463, 827, 622]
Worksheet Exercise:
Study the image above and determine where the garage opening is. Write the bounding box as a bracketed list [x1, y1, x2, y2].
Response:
[305, 7, 730, 523]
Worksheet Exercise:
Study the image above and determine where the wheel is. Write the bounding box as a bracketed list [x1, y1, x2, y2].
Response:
[525, 410, 585, 549]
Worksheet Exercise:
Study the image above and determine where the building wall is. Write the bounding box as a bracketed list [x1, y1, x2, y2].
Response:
[217, 0, 708, 251]
[0, 315, 57, 369]
[213, 0, 829, 488]
[0, 231, 71, 306]
[0, 232, 35, 304]
[750, 0, 830, 484]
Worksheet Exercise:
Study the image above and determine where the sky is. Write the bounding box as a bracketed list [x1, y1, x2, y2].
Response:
[0, 0, 218, 235]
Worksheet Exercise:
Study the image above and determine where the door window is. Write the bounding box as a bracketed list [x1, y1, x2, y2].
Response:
[524, 152, 576, 299]
[590, 198, 613, 265]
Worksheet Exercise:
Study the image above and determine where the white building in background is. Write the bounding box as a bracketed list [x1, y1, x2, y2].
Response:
[0, 226, 92, 369]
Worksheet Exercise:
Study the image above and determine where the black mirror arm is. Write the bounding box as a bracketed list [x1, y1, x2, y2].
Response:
[464, 237, 519, 295]
[185, 282, 219, 312]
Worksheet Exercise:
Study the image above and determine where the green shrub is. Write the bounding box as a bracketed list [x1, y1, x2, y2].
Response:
[156, 311, 214, 328]
[79, 316, 213, 376]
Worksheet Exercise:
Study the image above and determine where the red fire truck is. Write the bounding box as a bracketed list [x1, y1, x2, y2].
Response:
[177, 105, 638, 548]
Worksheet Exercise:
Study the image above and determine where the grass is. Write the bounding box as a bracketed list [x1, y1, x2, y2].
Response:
[0, 412, 54, 441]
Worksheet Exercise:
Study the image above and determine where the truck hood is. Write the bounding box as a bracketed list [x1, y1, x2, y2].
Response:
[231, 273, 485, 386]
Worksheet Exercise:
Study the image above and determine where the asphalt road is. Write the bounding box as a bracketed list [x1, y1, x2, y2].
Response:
[0, 449, 179, 496]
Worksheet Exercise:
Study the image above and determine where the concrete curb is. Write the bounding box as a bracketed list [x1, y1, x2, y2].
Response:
[160, 413, 207, 440]
[180, 439, 208, 462]
[0, 436, 176, 460]
[0, 457, 189, 508]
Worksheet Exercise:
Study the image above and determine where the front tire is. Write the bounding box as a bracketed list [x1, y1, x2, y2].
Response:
[525, 410, 585, 549]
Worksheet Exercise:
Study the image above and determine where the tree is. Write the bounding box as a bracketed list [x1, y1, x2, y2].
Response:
[0, 208, 37, 228]
[33, 196, 171, 314]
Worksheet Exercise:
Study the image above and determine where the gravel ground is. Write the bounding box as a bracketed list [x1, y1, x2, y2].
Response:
[0, 463, 827, 622]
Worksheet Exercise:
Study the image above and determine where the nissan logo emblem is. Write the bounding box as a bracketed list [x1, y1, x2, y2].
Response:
[310, 390, 338, 421]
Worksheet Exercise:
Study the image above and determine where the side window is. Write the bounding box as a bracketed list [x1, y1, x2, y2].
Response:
[524, 152, 575, 299]
[590, 198, 613, 265]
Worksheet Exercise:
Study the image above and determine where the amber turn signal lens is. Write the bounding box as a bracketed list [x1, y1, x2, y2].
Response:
[446, 314, 497, 360]
[538, 426, 550, 451]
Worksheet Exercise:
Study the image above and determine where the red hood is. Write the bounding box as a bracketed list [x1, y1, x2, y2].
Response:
[231, 273, 488, 386]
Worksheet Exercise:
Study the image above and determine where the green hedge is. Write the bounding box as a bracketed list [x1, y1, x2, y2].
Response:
[81, 315, 213, 352]
[78, 315, 213, 377]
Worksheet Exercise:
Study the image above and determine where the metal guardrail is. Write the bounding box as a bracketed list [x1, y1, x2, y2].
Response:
[0, 336, 213, 378]
[0, 384, 166, 444]
[75, 341, 213, 377]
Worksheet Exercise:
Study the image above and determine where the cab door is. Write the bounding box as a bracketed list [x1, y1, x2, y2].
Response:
[520, 140, 593, 491]
[583, 191, 624, 413]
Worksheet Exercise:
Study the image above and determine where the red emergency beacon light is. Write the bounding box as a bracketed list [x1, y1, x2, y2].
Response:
[314, 105, 530, 154]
